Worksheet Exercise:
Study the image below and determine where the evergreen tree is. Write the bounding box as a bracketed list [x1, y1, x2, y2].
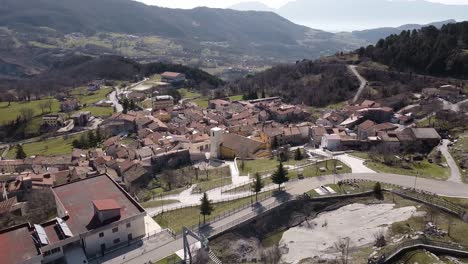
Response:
[200, 193, 214, 224]
[79, 133, 89, 149]
[252, 173, 264, 202]
[271, 137, 279, 150]
[15, 145, 27, 159]
[96, 127, 102, 143]
[88, 130, 97, 147]
[261, 89, 266, 98]
[294, 148, 303, 161]
[271, 162, 289, 191]
[72, 139, 82, 149]
[129, 99, 136, 110]
[122, 98, 129, 114]
[374, 182, 384, 200]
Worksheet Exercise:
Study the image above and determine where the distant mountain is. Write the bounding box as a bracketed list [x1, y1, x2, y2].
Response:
[275, 0, 468, 31]
[229, 1, 274, 12]
[351, 19, 457, 44]
[0, 0, 364, 79]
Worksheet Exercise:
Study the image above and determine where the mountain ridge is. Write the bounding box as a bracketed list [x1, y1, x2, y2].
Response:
[0, 0, 366, 79]
[230, 0, 468, 31]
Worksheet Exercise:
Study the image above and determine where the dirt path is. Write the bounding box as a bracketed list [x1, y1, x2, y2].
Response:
[349, 65, 367, 104]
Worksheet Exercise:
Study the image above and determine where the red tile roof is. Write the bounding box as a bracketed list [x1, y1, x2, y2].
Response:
[358, 120, 376, 130]
[52, 175, 144, 233]
[0, 224, 39, 264]
[93, 199, 121, 211]
[161, 72, 184, 78]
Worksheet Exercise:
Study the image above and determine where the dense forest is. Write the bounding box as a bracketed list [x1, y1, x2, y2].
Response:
[226, 60, 359, 106]
[358, 22, 468, 78]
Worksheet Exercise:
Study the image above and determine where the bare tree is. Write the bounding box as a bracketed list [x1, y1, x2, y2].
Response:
[261, 245, 282, 264]
[334, 237, 350, 264]
[198, 161, 210, 180]
[373, 230, 386, 248]
[19, 107, 34, 121]
[160, 170, 182, 190]
[3, 91, 15, 106]
[45, 99, 54, 112]
[39, 102, 48, 114]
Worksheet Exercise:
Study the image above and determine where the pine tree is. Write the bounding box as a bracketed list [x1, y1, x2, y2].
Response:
[294, 148, 303, 161]
[122, 98, 129, 114]
[96, 128, 102, 144]
[374, 182, 383, 200]
[271, 137, 279, 150]
[88, 130, 97, 147]
[15, 145, 27, 159]
[271, 162, 289, 191]
[130, 99, 136, 110]
[200, 193, 213, 224]
[252, 173, 264, 202]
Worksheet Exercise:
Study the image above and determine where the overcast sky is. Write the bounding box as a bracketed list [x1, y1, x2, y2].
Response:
[136, 0, 468, 9]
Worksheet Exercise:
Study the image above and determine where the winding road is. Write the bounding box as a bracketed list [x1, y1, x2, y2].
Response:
[348, 65, 368, 104]
[97, 171, 468, 264]
[439, 139, 462, 183]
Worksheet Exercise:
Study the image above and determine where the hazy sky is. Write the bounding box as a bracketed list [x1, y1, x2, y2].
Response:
[136, 0, 468, 9]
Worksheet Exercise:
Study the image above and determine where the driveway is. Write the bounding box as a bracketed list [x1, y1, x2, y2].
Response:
[439, 139, 463, 183]
[335, 154, 376, 174]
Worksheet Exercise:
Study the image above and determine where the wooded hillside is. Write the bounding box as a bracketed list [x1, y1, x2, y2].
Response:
[226, 60, 359, 106]
[358, 22, 468, 78]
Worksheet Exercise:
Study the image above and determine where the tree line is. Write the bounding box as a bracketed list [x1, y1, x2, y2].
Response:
[358, 22, 468, 78]
[225, 60, 359, 107]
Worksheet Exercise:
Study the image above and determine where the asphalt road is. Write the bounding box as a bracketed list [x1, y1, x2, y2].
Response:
[109, 87, 123, 113]
[439, 139, 462, 183]
[98, 172, 468, 264]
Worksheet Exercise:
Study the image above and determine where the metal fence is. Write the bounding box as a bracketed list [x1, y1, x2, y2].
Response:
[370, 238, 468, 263]
[393, 189, 466, 217]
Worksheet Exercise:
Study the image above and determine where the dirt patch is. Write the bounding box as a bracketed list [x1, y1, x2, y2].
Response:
[281, 203, 421, 263]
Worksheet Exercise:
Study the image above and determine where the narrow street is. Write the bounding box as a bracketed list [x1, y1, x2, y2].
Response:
[439, 139, 463, 183]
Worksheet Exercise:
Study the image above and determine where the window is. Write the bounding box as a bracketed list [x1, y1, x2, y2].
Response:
[112, 227, 118, 233]
[126, 223, 131, 228]
[113, 238, 120, 244]
[99, 232, 104, 238]
[43, 247, 61, 257]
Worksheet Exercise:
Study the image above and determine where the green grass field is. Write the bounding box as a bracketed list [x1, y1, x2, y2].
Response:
[79, 106, 114, 117]
[154, 191, 273, 234]
[228, 95, 243, 101]
[140, 199, 180, 209]
[365, 159, 449, 180]
[6, 133, 83, 158]
[179, 88, 201, 99]
[154, 254, 181, 264]
[71, 87, 113, 105]
[0, 99, 60, 124]
[193, 97, 209, 108]
[451, 135, 468, 182]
